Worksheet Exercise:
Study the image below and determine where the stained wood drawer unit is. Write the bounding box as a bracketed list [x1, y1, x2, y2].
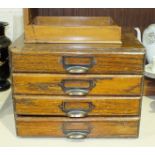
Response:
[11, 32, 145, 139]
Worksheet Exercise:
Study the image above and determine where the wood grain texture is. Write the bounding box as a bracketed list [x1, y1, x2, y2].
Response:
[23, 9, 29, 25]
[35, 16, 114, 26]
[12, 74, 143, 96]
[11, 32, 144, 50]
[11, 32, 145, 74]
[14, 95, 141, 116]
[11, 12, 145, 138]
[24, 11, 122, 43]
[25, 25, 121, 44]
[11, 52, 144, 74]
[16, 116, 140, 138]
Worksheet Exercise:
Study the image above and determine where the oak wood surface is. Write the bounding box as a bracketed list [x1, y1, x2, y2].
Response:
[14, 95, 141, 116]
[12, 74, 143, 96]
[25, 25, 121, 44]
[23, 9, 29, 25]
[16, 116, 139, 138]
[11, 13, 145, 138]
[35, 16, 114, 26]
[11, 32, 145, 74]
[11, 32, 144, 50]
[11, 52, 144, 74]
[24, 9, 122, 43]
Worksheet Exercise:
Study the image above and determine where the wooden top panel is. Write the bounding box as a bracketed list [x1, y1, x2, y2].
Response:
[11, 32, 145, 53]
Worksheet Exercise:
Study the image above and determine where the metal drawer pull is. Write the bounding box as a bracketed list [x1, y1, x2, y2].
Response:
[65, 131, 89, 139]
[62, 56, 95, 74]
[59, 102, 94, 118]
[63, 123, 91, 139]
[60, 79, 95, 96]
[65, 89, 88, 96]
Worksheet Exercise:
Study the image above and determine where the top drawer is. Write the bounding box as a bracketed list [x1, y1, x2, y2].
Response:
[11, 52, 144, 74]
[11, 32, 145, 74]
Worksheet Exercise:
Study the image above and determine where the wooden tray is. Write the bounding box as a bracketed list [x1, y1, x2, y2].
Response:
[24, 9, 122, 44]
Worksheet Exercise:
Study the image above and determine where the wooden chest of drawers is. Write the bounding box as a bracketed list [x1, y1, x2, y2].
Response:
[11, 32, 145, 139]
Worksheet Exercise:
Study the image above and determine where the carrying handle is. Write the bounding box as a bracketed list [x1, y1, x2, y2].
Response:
[60, 79, 95, 96]
[62, 56, 95, 74]
[59, 102, 94, 118]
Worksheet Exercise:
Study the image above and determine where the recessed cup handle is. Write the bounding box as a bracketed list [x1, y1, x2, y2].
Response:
[62, 123, 91, 139]
[62, 56, 95, 74]
[67, 110, 88, 118]
[65, 131, 89, 139]
[65, 88, 89, 96]
[59, 102, 94, 118]
[60, 79, 95, 96]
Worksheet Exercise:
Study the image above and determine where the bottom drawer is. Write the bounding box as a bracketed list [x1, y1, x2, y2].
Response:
[16, 117, 140, 138]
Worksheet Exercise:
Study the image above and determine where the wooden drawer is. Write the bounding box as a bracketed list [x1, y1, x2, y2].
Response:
[13, 74, 143, 96]
[16, 116, 139, 138]
[12, 52, 144, 74]
[14, 95, 141, 116]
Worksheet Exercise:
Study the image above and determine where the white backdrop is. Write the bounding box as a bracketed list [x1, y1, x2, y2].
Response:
[0, 8, 23, 42]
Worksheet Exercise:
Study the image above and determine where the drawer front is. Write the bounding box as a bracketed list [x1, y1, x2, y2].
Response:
[13, 74, 142, 96]
[16, 117, 139, 138]
[12, 52, 144, 74]
[14, 96, 141, 116]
